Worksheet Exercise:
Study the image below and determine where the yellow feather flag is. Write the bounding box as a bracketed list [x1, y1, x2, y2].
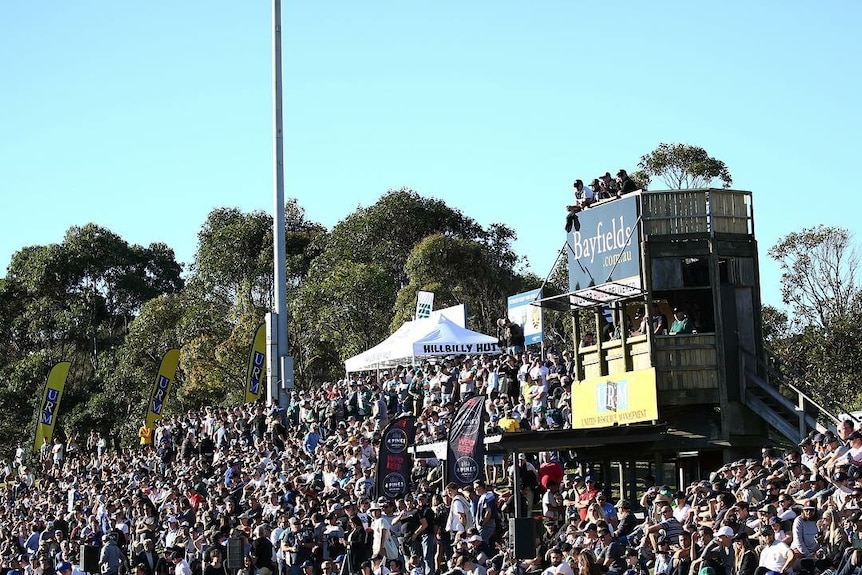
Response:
[245, 323, 267, 404]
[145, 349, 180, 428]
[33, 361, 71, 451]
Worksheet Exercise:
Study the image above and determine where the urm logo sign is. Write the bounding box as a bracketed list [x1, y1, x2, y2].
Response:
[41, 388, 60, 425]
[151, 375, 171, 414]
[249, 351, 265, 395]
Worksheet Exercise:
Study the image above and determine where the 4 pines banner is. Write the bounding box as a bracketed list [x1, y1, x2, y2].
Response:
[446, 395, 486, 486]
[33, 361, 71, 451]
[145, 349, 181, 428]
[376, 415, 416, 499]
[245, 323, 266, 404]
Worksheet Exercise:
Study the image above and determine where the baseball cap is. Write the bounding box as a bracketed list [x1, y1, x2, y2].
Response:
[715, 526, 734, 538]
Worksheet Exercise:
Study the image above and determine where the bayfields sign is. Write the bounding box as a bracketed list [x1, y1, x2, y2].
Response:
[567, 195, 641, 293]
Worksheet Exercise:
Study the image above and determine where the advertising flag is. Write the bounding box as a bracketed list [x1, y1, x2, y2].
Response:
[376, 415, 417, 499]
[245, 323, 266, 403]
[33, 361, 71, 451]
[145, 349, 180, 428]
[446, 395, 486, 486]
[415, 291, 434, 320]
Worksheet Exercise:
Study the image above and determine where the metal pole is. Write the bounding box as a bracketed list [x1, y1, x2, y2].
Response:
[271, 0, 290, 408]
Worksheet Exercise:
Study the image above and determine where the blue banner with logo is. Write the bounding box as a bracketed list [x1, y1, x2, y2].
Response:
[567, 195, 642, 299]
[507, 289, 544, 345]
[446, 395, 485, 486]
[376, 415, 416, 499]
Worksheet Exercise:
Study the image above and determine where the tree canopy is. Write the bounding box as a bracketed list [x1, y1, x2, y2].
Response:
[637, 143, 733, 189]
[0, 190, 529, 455]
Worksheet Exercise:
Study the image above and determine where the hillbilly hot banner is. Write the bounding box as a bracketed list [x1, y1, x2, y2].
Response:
[446, 395, 485, 486]
[376, 415, 416, 499]
[33, 361, 71, 451]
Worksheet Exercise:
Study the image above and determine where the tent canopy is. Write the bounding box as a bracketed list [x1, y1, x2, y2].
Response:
[345, 315, 499, 373]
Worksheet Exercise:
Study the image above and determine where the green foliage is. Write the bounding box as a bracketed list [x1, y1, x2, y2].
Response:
[0, 189, 534, 453]
[766, 226, 862, 413]
[638, 143, 733, 189]
[311, 188, 484, 288]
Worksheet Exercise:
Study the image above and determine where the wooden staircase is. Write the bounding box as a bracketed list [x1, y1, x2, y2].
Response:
[739, 348, 852, 445]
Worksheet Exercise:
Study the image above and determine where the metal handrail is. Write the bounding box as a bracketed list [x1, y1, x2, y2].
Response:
[763, 348, 861, 424]
[740, 345, 858, 426]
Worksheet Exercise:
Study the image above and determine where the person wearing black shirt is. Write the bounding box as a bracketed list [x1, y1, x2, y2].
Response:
[394, 497, 422, 560]
[615, 170, 639, 197]
[251, 526, 276, 575]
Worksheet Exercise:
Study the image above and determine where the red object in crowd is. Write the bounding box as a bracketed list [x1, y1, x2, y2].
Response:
[539, 461, 564, 489]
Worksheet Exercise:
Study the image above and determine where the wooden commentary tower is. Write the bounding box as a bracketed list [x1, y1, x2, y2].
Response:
[534, 189, 803, 488]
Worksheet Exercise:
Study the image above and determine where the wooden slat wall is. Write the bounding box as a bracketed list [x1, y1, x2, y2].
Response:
[641, 189, 751, 236]
[654, 334, 719, 392]
[710, 191, 750, 234]
[642, 192, 709, 235]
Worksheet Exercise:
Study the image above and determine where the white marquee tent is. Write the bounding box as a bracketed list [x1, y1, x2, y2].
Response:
[344, 314, 500, 373]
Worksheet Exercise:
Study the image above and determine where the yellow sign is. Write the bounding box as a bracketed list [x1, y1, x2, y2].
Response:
[34, 362, 71, 451]
[145, 349, 180, 428]
[571, 368, 658, 429]
[245, 323, 266, 404]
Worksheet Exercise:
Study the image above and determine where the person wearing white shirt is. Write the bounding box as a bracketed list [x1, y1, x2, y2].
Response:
[672, 492, 692, 523]
[757, 528, 793, 575]
[172, 551, 192, 575]
[445, 483, 471, 540]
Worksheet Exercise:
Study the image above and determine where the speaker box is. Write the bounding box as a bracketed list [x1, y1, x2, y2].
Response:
[80, 545, 99, 573]
[225, 537, 245, 570]
[508, 517, 537, 559]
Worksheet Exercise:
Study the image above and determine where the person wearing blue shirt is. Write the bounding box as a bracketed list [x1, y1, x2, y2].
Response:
[303, 424, 321, 455]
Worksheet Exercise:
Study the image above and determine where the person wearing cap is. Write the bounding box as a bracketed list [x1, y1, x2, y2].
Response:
[790, 503, 821, 559]
[615, 170, 638, 197]
[689, 526, 732, 575]
[98, 534, 124, 575]
[757, 526, 793, 575]
[731, 531, 757, 575]
[369, 502, 398, 562]
[576, 476, 600, 521]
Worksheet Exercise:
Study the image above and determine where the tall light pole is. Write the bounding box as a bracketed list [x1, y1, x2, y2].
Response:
[269, 0, 293, 408]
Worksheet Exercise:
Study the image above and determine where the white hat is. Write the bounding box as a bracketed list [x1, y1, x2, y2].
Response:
[716, 526, 734, 538]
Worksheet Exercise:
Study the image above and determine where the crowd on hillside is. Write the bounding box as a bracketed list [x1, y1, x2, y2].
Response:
[1, 348, 862, 575]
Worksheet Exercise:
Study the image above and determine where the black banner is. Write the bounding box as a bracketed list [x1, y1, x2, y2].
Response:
[446, 395, 485, 486]
[375, 415, 416, 500]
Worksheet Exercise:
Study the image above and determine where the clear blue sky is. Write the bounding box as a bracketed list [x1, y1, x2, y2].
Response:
[2, 1, 860, 308]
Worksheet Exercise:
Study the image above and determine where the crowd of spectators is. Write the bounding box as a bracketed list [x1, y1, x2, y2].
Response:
[1, 353, 861, 575]
[565, 170, 640, 233]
